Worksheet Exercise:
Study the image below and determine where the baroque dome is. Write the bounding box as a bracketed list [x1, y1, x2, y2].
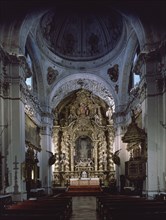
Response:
[39, 8, 123, 61]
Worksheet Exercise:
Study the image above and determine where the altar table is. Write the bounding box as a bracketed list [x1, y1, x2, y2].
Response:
[70, 178, 100, 186]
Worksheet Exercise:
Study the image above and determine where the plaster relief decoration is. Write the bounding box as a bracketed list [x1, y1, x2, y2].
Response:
[25, 104, 35, 118]
[47, 67, 59, 85]
[52, 89, 115, 186]
[107, 64, 119, 82]
[52, 78, 114, 108]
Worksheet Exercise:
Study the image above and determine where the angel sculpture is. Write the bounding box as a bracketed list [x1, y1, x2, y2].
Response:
[46, 150, 57, 166]
[111, 149, 121, 166]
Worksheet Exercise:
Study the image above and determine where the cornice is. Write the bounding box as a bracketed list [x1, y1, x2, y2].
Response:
[0, 45, 32, 78]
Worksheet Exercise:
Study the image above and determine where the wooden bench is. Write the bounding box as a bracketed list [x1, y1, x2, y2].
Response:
[96, 194, 166, 220]
[0, 195, 12, 213]
[1, 194, 72, 220]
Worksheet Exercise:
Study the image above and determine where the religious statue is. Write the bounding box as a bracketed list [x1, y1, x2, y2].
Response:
[106, 106, 113, 124]
[80, 139, 88, 160]
[75, 159, 87, 167]
[87, 158, 93, 167]
[94, 113, 102, 125]
[102, 151, 107, 171]
[59, 152, 66, 171]
[77, 103, 89, 116]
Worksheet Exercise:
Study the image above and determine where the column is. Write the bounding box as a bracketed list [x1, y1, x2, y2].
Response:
[52, 127, 60, 172]
[107, 125, 115, 172]
[40, 115, 53, 195]
[145, 55, 164, 196]
[93, 141, 98, 171]
[7, 64, 27, 200]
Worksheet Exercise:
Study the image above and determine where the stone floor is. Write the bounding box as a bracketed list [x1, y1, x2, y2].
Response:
[70, 196, 101, 220]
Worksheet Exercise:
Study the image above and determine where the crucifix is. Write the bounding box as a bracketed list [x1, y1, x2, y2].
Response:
[13, 156, 19, 194]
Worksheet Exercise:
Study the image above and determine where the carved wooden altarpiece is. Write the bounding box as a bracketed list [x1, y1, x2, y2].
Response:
[52, 89, 115, 186]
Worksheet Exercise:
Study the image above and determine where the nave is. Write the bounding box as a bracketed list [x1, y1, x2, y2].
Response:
[70, 196, 100, 220]
[0, 0, 166, 203]
[1, 191, 166, 220]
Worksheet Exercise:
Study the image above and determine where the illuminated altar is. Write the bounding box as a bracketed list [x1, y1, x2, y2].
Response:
[70, 178, 100, 186]
[52, 89, 115, 186]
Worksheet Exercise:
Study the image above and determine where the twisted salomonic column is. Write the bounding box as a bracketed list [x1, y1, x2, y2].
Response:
[61, 130, 70, 171]
[64, 133, 70, 172]
[52, 127, 60, 172]
[98, 141, 103, 171]
[93, 141, 98, 171]
[70, 145, 74, 172]
[107, 126, 115, 171]
[98, 132, 107, 171]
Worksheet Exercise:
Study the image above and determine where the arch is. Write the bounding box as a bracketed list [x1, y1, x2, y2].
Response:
[118, 30, 139, 106]
[0, 11, 47, 109]
[50, 73, 117, 109]
[19, 10, 47, 53]
[117, 10, 146, 50]
[26, 34, 46, 106]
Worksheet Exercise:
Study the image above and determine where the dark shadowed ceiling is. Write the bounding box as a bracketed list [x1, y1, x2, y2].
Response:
[39, 9, 123, 61]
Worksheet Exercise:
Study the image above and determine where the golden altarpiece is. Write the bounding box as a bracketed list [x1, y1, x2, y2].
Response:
[52, 89, 115, 186]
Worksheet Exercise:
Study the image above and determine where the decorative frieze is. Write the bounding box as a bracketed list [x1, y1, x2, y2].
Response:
[52, 78, 114, 107]
[0, 45, 32, 79]
[0, 80, 10, 97]
[47, 67, 59, 85]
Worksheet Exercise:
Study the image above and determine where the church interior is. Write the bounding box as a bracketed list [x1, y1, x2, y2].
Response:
[0, 0, 166, 219]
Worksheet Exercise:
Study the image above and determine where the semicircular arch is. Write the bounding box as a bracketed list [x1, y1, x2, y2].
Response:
[50, 73, 117, 109]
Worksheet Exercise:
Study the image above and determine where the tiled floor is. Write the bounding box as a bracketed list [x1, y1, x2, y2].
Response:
[70, 196, 100, 220]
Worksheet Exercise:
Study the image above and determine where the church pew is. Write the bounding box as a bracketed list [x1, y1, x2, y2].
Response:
[2, 195, 72, 219]
[96, 195, 146, 214]
[9, 197, 72, 209]
[104, 205, 166, 220]
[0, 214, 63, 220]
[0, 195, 12, 213]
[3, 207, 70, 219]
[96, 195, 166, 220]
[99, 200, 166, 218]
[106, 211, 166, 220]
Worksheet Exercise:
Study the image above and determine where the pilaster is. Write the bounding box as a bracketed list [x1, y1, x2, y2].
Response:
[40, 113, 53, 194]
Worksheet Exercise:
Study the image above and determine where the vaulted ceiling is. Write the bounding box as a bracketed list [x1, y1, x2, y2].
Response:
[0, 0, 165, 113]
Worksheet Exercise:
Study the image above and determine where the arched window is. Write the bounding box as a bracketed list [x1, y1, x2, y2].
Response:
[25, 77, 32, 90]
[25, 47, 33, 90]
[133, 46, 140, 86]
[128, 46, 140, 94]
